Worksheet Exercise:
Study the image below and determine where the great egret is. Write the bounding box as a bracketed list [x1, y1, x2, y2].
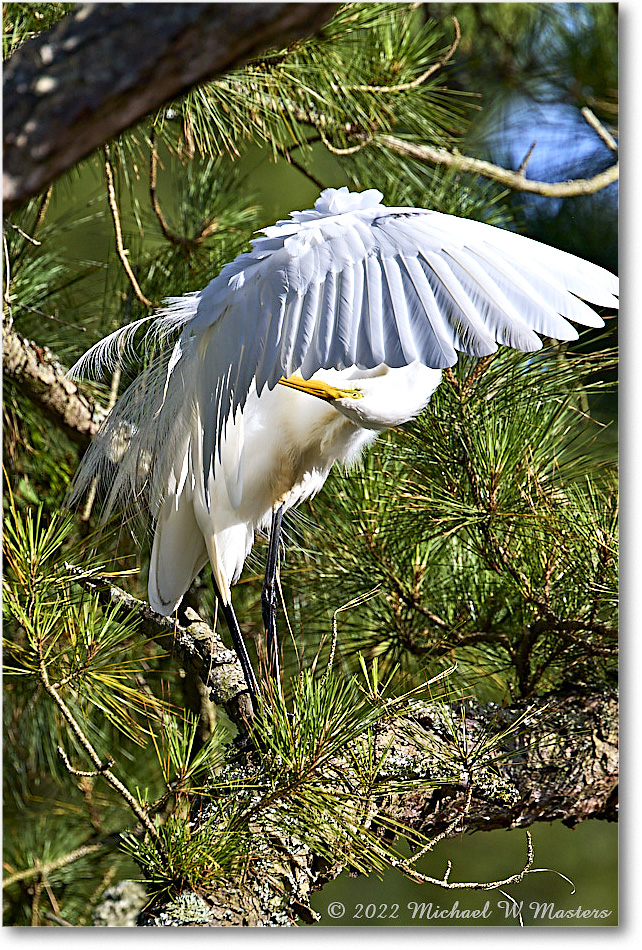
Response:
[71, 186, 619, 707]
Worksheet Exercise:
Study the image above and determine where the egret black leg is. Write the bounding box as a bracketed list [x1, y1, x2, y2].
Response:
[213, 582, 259, 712]
[262, 504, 285, 685]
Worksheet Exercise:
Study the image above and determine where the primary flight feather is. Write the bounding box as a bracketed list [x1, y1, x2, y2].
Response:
[71, 187, 618, 702]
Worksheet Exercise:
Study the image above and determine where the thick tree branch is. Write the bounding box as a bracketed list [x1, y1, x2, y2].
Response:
[139, 685, 617, 926]
[3, 3, 338, 211]
[63, 569, 616, 925]
[2, 322, 106, 447]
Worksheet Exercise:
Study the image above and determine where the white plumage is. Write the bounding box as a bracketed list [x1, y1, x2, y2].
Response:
[71, 187, 618, 688]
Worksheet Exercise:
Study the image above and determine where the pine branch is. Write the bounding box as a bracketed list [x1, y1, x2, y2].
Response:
[2, 321, 106, 447]
[3, 3, 338, 211]
[65, 566, 254, 728]
[35, 631, 166, 853]
[377, 134, 618, 198]
[2, 844, 104, 890]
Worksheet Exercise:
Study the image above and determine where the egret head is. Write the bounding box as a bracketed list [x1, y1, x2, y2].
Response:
[278, 363, 442, 431]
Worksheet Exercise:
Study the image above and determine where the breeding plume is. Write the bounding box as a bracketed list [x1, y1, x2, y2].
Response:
[71, 187, 619, 706]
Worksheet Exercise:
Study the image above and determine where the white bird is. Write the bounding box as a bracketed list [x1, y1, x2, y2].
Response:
[71, 186, 619, 706]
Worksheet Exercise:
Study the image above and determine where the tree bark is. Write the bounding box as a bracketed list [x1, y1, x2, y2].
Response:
[67, 569, 255, 727]
[3, 3, 337, 211]
[64, 572, 617, 926]
[3, 322, 105, 446]
[137, 685, 617, 926]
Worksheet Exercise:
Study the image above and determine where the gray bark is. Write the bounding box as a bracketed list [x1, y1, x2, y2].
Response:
[3, 322, 105, 446]
[138, 686, 617, 926]
[3, 2, 337, 210]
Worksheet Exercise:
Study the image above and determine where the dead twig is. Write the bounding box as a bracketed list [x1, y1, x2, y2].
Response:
[580, 106, 618, 152]
[103, 147, 153, 308]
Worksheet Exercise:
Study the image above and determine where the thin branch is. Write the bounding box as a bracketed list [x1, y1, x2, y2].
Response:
[319, 127, 374, 156]
[404, 779, 475, 866]
[149, 136, 183, 245]
[40, 910, 74, 927]
[397, 831, 534, 890]
[3, 844, 104, 889]
[580, 106, 618, 152]
[341, 16, 461, 93]
[3, 233, 13, 323]
[378, 134, 619, 197]
[36, 633, 166, 853]
[15, 302, 87, 332]
[517, 140, 537, 176]
[275, 143, 326, 190]
[149, 134, 220, 248]
[391, 785, 534, 891]
[7, 221, 41, 245]
[58, 746, 114, 777]
[103, 147, 153, 308]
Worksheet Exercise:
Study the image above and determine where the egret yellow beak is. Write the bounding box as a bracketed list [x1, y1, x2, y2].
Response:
[278, 375, 363, 401]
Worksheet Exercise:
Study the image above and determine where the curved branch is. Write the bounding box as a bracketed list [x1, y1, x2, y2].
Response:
[148, 135, 221, 248]
[378, 134, 618, 198]
[2, 322, 106, 447]
[103, 149, 153, 308]
[342, 16, 461, 94]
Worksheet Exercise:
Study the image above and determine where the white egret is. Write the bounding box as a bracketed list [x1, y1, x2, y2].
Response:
[71, 187, 619, 707]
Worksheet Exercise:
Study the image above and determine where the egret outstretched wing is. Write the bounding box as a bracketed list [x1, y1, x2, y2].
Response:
[71, 186, 618, 515]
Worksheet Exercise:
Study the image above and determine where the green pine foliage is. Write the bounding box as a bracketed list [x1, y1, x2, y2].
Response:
[282, 345, 617, 698]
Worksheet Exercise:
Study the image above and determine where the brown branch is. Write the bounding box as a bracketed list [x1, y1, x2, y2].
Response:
[517, 140, 537, 176]
[149, 135, 221, 248]
[319, 127, 374, 156]
[103, 148, 153, 308]
[149, 137, 183, 246]
[2, 322, 106, 447]
[342, 16, 461, 93]
[580, 106, 618, 152]
[35, 634, 166, 853]
[274, 143, 326, 191]
[65, 566, 254, 729]
[3, 3, 339, 211]
[378, 134, 619, 197]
